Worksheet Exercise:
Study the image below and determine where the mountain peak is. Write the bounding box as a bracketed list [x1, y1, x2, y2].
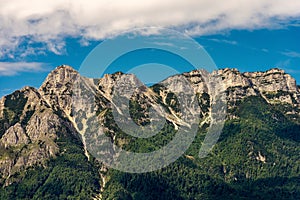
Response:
[39, 65, 79, 115]
[55, 64, 77, 71]
[265, 68, 285, 74]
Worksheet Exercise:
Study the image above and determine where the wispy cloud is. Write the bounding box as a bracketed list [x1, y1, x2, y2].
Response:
[0, 88, 14, 97]
[283, 68, 300, 74]
[0, 62, 48, 76]
[151, 42, 176, 47]
[281, 50, 300, 58]
[208, 38, 238, 45]
[0, 0, 299, 57]
[275, 59, 291, 69]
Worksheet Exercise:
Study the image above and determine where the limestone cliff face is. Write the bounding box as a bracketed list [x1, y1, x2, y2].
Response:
[209, 68, 298, 93]
[179, 68, 300, 114]
[97, 72, 123, 100]
[216, 68, 251, 88]
[243, 68, 298, 92]
[0, 65, 299, 186]
[39, 65, 79, 116]
[1, 123, 29, 148]
[215, 68, 299, 108]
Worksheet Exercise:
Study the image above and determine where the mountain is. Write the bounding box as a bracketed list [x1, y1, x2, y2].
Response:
[0, 65, 299, 199]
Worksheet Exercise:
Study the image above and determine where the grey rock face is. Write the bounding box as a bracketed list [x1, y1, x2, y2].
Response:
[1, 123, 29, 147]
[243, 68, 298, 92]
[26, 110, 60, 141]
[39, 65, 79, 116]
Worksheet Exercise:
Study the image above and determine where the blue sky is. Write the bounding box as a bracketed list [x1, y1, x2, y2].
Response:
[0, 1, 300, 97]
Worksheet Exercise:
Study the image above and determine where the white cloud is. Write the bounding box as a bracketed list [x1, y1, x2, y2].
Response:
[283, 68, 300, 74]
[0, 0, 300, 57]
[281, 50, 300, 58]
[275, 59, 291, 69]
[0, 62, 47, 76]
[208, 38, 238, 45]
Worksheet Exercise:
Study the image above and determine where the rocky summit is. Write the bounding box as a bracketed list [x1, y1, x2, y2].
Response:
[0, 65, 299, 199]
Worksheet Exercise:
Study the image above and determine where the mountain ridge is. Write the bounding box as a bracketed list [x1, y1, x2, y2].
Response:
[0, 65, 299, 199]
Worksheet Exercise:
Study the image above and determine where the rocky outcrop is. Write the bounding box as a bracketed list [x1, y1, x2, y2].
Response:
[218, 68, 299, 107]
[216, 68, 251, 88]
[97, 72, 123, 100]
[0, 157, 14, 179]
[243, 68, 298, 92]
[1, 123, 29, 148]
[26, 110, 61, 141]
[39, 65, 79, 116]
